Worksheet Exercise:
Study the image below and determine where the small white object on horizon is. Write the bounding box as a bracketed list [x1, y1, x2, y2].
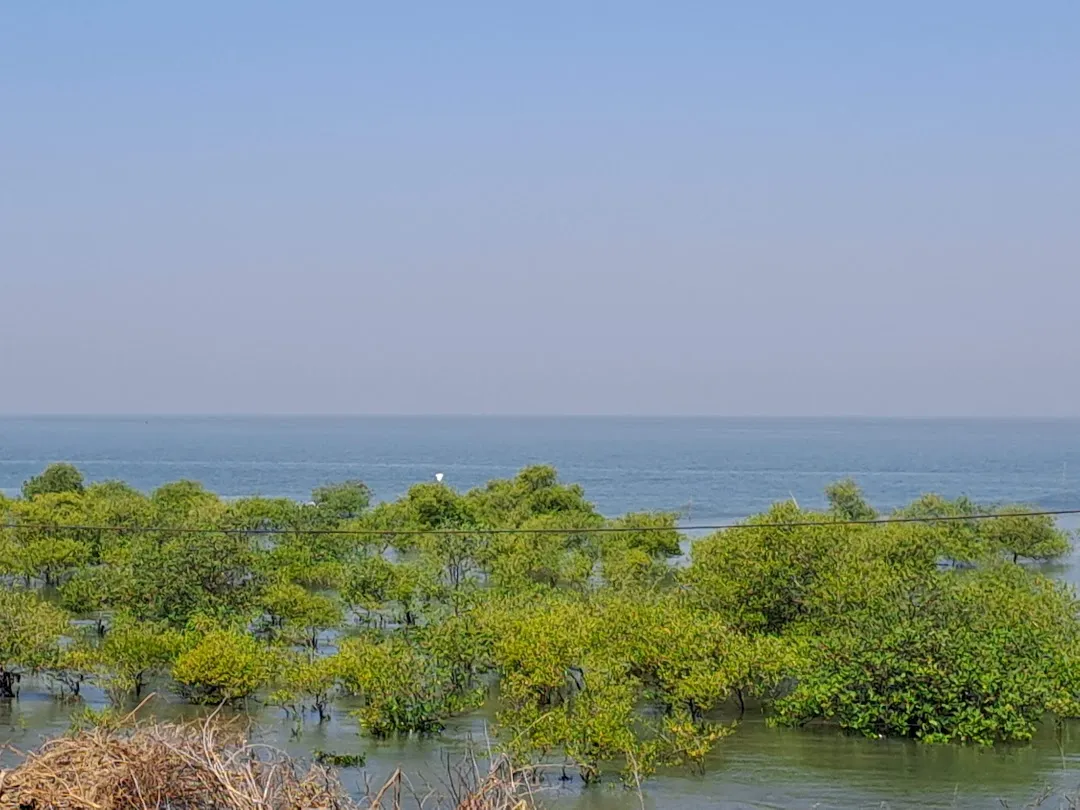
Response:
[435, 472, 444, 483]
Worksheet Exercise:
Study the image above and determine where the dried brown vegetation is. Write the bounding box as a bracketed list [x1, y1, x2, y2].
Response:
[0, 720, 349, 810]
[0, 718, 537, 810]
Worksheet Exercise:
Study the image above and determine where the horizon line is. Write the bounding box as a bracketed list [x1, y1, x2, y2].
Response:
[2, 413, 1080, 421]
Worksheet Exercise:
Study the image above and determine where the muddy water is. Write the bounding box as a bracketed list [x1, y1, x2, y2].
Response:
[2, 672, 1079, 809]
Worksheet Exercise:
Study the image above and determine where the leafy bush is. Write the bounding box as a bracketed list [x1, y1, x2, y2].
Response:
[311, 480, 371, 518]
[259, 581, 343, 650]
[684, 502, 851, 633]
[4, 465, 1080, 783]
[481, 513, 596, 593]
[121, 529, 262, 625]
[0, 589, 69, 697]
[4, 494, 93, 586]
[825, 479, 877, 521]
[172, 629, 275, 703]
[335, 635, 476, 736]
[22, 463, 85, 499]
[981, 505, 1072, 562]
[98, 615, 184, 701]
[772, 563, 1080, 743]
[272, 654, 341, 722]
[487, 593, 757, 782]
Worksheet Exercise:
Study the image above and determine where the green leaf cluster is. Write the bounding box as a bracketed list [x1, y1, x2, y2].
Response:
[4, 460, 1079, 786]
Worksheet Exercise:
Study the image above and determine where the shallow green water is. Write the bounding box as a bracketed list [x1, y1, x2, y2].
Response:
[3, 677, 1079, 809]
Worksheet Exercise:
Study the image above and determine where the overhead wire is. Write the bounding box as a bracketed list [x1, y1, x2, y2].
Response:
[5, 508, 1080, 536]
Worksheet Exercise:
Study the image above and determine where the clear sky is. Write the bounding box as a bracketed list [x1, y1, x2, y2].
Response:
[2, 3, 1077, 416]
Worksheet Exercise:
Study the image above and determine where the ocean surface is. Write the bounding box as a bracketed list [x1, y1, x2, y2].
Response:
[3, 415, 1080, 808]
[3, 416, 1080, 523]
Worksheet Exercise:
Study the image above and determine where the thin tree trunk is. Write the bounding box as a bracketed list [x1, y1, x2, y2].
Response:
[0, 669, 20, 699]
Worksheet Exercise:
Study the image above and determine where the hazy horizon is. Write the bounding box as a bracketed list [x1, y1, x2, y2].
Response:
[3, 413, 1080, 422]
[3, 3, 1078, 417]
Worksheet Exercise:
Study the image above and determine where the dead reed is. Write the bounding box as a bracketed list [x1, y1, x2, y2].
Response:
[0, 716, 537, 810]
[0, 718, 350, 810]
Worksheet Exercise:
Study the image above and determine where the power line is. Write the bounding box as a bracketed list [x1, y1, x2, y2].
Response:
[4, 508, 1080, 537]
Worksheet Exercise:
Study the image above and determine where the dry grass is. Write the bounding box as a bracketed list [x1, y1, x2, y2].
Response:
[0, 719, 350, 810]
[0, 715, 537, 810]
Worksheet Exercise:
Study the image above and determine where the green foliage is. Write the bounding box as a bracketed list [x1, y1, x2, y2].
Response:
[600, 543, 666, 591]
[336, 634, 477, 736]
[982, 505, 1072, 562]
[83, 480, 154, 525]
[504, 663, 644, 784]
[0, 589, 70, 697]
[482, 513, 597, 594]
[150, 480, 224, 525]
[311, 480, 372, 518]
[3, 494, 93, 585]
[68, 704, 127, 733]
[2, 465, 1078, 781]
[684, 502, 846, 633]
[259, 581, 343, 650]
[98, 615, 184, 701]
[416, 612, 493, 694]
[341, 555, 435, 626]
[313, 749, 366, 767]
[273, 653, 341, 722]
[597, 595, 792, 719]
[172, 628, 276, 703]
[224, 496, 305, 531]
[605, 511, 683, 559]
[120, 528, 262, 625]
[466, 465, 598, 527]
[58, 566, 122, 622]
[893, 493, 987, 564]
[772, 564, 1080, 743]
[825, 479, 877, 521]
[340, 554, 395, 620]
[398, 482, 478, 530]
[486, 593, 756, 782]
[22, 463, 85, 499]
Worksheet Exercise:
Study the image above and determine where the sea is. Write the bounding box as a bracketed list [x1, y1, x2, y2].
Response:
[2, 415, 1080, 808]
[2, 415, 1079, 522]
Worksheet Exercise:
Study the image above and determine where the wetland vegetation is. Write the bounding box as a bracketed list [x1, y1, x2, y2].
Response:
[0, 462, 1077, 790]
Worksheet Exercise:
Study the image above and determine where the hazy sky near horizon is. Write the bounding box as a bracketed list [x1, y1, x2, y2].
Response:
[2, 3, 1078, 416]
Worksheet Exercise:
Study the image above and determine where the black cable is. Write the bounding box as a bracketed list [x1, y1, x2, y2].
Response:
[5, 508, 1080, 536]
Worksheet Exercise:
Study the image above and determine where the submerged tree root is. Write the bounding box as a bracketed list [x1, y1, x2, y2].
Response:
[0, 720, 536, 810]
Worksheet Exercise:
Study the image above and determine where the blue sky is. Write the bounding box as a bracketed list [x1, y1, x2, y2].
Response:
[2, 2, 1078, 415]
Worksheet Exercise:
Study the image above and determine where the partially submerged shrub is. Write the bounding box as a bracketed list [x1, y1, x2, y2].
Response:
[312, 749, 365, 768]
[0, 588, 69, 698]
[98, 615, 184, 701]
[272, 654, 341, 722]
[172, 629, 276, 704]
[259, 581, 343, 650]
[335, 635, 477, 736]
[772, 563, 1080, 743]
[5, 462, 1080, 791]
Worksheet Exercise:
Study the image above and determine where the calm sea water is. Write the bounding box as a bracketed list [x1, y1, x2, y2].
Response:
[2, 416, 1080, 808]
[3, 416, 1080, 522]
